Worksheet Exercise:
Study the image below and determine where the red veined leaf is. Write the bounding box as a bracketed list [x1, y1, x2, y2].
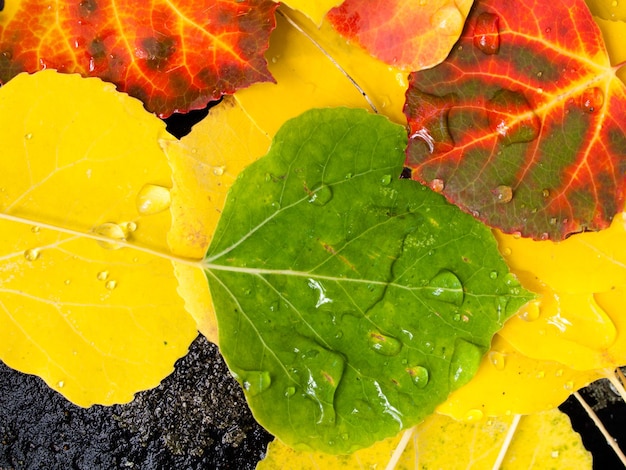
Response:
[0, 0, 277, 117]
[404, 0, 626, 240]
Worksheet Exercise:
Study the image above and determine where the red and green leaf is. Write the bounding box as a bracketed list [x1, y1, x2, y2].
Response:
[0, 0, 277, 117]
[404, 0, 626, 240]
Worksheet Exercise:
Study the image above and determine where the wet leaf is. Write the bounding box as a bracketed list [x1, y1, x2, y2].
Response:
[280, 0, 343, 25]
[0, 71, 197, 406]
[204, 107, 533, 453]
[495, 212, 626, 372]
[326, 0, 473, 70]
[404, 0, 626, 240]
[0, 0, 277, 117]
[258, 409, 591, 469]
[586, 0, 626, 21]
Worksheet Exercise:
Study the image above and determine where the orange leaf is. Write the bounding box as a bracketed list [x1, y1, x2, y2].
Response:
[0, 0, 277, 117]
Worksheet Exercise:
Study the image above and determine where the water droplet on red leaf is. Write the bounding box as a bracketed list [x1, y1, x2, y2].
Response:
[430, 178, 445, 192]
[487, 89, 541, 145]
[580, 87, 604, 113]
[473, 12, 500, 55]
[492, 185, 513, 203]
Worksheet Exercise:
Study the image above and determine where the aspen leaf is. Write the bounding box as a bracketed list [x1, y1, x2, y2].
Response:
[0, 71, 197, 406]
[278, 0, 343, 25]
[258, 409, 591, 469]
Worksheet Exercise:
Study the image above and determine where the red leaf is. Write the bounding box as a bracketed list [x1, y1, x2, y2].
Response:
[404, 0, 626, 240]
[0, 0, 277, 117]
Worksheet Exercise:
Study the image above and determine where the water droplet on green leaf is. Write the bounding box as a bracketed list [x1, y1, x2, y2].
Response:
[428, 270, 464, 306]
[308, 184, 333, 206]
[368, 331, 403, 356]
[406, 365, 430, 388]
[241, 370, 272, 396]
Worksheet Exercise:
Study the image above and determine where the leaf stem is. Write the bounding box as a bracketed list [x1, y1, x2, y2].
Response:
[277, 8, 379, 114]
[491, 414, 522, 470]
[385, 426, 415, 470]
[573, 390, 626, 466]
[606, 368, 626, 403]
[0, 211, 204, 270]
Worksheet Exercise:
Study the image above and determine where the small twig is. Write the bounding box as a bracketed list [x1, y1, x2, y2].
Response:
[385, 426, 415, 470]
[277, 9, 379, 114]
[574, 390, 626, 466]
[491, 414, 522, 470]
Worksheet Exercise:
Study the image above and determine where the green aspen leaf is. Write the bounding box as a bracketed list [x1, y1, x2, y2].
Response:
[203, 108, 533, 454]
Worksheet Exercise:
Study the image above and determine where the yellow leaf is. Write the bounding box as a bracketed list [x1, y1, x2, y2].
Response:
[258, 409, 591, 469]
[495, 213, 626, 371]
[0, 70, 197, 406]
[437, 335, 601, 419]
[592, 15, 626, 84]
[278, 0, 343, 25]
[586, 0, 626, 21]
[164, 96, 271, 342]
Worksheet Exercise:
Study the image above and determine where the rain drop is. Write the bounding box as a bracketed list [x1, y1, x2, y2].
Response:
[487, 89, 541, 145]
[93, 222, 126, 249]
[488, 351, 506, 370]
[97, 270, 109, 281]
[492, 185, 513, 204]
[430, 178, 445, 193]
[368, 331, 403, 356]
[430, 4, 464, 36]
[57, 380, 65, 388]
[489, 271, 498, 280]
[24, 248, 40, 261]
[24, 133, 33, 140]
[473, 12, 500, 55]
[465, 409, 484, 421]
[105, 280, 117, 290]
[406, 365, 430, 389]
[136, 184, 171, 215]
[241, 370, 272, 396]
[580, 87, 604, 113]
[212, 165, 225, 176]
[380, 174, 392, 186]
[542, 188, 550, 198]
[31, 226, 40, 233]
[284, 386, 296, 397]
[308, 184, 333, 206]
[427, 270, 464, 306]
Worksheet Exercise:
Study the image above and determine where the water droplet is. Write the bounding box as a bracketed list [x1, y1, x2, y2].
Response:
[428, 270, 464, 306]
[368, 331, 403, 356]
[492, 185, 513, 203]
[449, 339, 484, 387]
[551, 450, 560, 458]
[489, 271, 498, 280]
[564, 381, 574, 390]
[212, 165, 225, 176]
[136, 184, 171, 215]
[488, 89, 541, 145]
[64, 279, 71, 285]
[308, 184, 333, 206]
[430, 178, 445, 192]
[24, 133, 33, 140]
[502, 247, 512, 256]
[105, 280, 117, 290]
[519, 300, 541, 322]
[488, 351, 506, 370]
[473, 12, 500, 55]
[430, 4, 464, 36]
[542, 188, 550, 198]
[536, 71, 543, 78]
[503, 273, 520, 287]
[465, 409, 484, 421]
[97, 270, 109, 281]
[93, 222, 126, 249]
[555, 369, 564, 377]
[580, 87, 604, 113]
[241, 370, 272, 396]
[31, 226, 40, 233]
[380, 174, 392, 186]
[549, 217, 558, 225]
[536, 370, 545, 379]
[57, 380, 65, 388]
[284, 386, 296, 397]
[24, 248, 40, 261]
[406, 365, 430, 389]
[307, 278, 333, 308]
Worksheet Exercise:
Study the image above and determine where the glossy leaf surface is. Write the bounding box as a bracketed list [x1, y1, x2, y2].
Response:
[327, 0, 473, 70]
[258, 409, 591, 469]
[205, 108, 533, 453]
[0, 71, 197, 406]
[0, 0, 277, 117]
[404, 0, 626, 240]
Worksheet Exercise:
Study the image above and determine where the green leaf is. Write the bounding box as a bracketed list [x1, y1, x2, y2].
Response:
[203, 108, 533, 454]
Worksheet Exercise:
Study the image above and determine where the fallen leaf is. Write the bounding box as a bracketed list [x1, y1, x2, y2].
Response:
[258, 409, 591, 469]
[0, 0, 277, 117]
[586, 0, 626, 21]
[437, 335, 601, 418]
[279, 0, 343, 25]
[205, 108, 533, 453]
[404, 0, 626, 240]
[326, 0, 474, 70]
[0, 71, 197, 406]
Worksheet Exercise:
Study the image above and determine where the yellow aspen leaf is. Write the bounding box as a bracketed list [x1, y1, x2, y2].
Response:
[278, 0, 343, 25]
[0, 70, 197, 406]
[258, 409, 591, 469]
[495, 212, 626, 371]
[592, 15, 626, 84]
[437, 335, 601, 419]
[163, 96, 271, 342]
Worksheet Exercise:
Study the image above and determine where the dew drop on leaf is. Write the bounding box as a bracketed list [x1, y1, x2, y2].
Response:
[24, 133, 32, 140]
[96, 270, 109, 281]
[489, 271, 498, 280]
[518, 300, 541, 322]
[427, 270, 464, 306]
[212, 165, 226, 176]
[31, 226, 40, 233]
[368, 331, 403, 356]
[492, 185, 513, 204]
[473, 12, 500, 55]
[430, 3, 464, 36]
[406, 365, 430, 388]
[430, 178, 445, 193]
[23, 248, 40, 261]
[284, 386, 296, 397]
[488, 351, 506, 370]
[449, 339, 484, 388]
[136, 183, 171, 215]
[308, 184, 333, 206]
[380, 174, 392, 186]
[93, 222, 126, 249]
[580, 87, 604, 113]
[465, 409, 484, 421]
[241, 370, 272, 396]
[487, 89, 541, 145]
[105, 280, 117, 290]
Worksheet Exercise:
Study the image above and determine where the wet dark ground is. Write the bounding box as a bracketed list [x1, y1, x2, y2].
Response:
[0, 335, 273, 470]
